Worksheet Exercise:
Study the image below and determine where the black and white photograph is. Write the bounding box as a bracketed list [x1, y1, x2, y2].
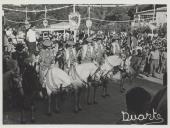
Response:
[1, 2, 168, 125]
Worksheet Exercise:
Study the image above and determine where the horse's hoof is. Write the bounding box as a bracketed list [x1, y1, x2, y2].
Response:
[30, 118, 36, 123]
[54, 109, 60, 114]
[93, 101, 98, 104]
[87, 102, 92, 105]
[101, 95, 106, 98]
[78, 107, 82, 111]
[105, 94, 110, 97]
[122, 88, 126, 91]
[120, 90, 125, 93]
[46, 112, 52, 116]
[74, 109, 79, 113]
[20, 120, 26, 124]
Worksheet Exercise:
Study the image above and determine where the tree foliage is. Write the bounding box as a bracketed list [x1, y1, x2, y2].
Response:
[3, 4, 166, 32]
[158, 23, 167, 37]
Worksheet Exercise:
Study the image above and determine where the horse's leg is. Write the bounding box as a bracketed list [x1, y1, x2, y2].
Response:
[20, 109, 26, 124]
[47, 95, 52, 116]
[30, 104, 35, 123]
[30, 93, 36, 123]
[55, 93, 60, 113]
[74, 88, 79, 113]
[19, 92, 26, 124]
[77, 87, 82, 111]
[102, 82, 106, 98]
[93, 85, 98, 104]
[104, 84, 110, 97]
[60, 84, 63, 101]
[120, 78, 125, 93]
[87, 83, 92, 105]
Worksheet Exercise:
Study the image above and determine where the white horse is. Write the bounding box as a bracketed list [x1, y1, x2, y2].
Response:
[69, 63, 101, 105]
[98, 55, 124, 94]
[43, 65, 73, 114]
[97, 54, 135, 94]
[43, 62, 100, 114]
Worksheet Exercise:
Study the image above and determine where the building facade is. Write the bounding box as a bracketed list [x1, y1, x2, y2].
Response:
[132, 6, 167, 29]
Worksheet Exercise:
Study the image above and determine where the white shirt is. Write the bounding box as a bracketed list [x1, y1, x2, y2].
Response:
[151, 50, 159, 60]
[27, 29, 37, 42]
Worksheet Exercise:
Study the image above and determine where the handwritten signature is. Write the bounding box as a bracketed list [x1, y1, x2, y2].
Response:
[121, 109, 164, 124]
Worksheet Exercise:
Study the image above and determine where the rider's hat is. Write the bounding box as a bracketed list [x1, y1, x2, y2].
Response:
[66, 41, 75, 46]
[15, 43, 25, 52]
[24, 56, 34, 64]
[86, 37, 93, 43]
[42, 40, 53, 47]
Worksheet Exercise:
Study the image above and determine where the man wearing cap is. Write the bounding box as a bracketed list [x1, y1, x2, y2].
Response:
[26, 25, 38, 56]
[55, 44, 65, 70]
[111, 36, 120, 55]
[82, 38, 94, 63]
[149, 46, 160, 77]
[94, 38, 105, 65]
[12, 43, 28, 74]
[65, 41, 76, 74]
[39, 40, 55, 87]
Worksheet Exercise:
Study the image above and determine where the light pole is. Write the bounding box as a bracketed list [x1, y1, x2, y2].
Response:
[73, 4, 76, 43]
[86, 6, 92, 37]
[43, 6, 48, 28]
[88, 6, 90, 36]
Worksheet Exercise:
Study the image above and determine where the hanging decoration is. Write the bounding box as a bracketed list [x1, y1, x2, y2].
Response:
[25, 7, 30, 29]
[69, 12, 81, 30]
[43, 6, 48, 27]
[86, 19, 92, 28]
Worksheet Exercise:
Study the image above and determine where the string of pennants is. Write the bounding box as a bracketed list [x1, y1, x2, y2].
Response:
[4, 16, 156, 24]
[3, 4, 156, 25]
[3, 5, 73, 13]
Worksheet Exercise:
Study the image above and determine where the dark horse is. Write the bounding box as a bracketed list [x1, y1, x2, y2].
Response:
[149, 87, 167, 124]
[21, 63, 43, 123]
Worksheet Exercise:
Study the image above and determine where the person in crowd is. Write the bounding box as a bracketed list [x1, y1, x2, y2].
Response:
[161, 47, 167, 74]
[26, 24, 38, 56]
[82, 39, 94, 63]
[65, 41, 77, 75]
[55, 44, 65, 70]
[12, 43, 29, 74]
[39, 40, 55, 88]
[149, 46, 160, 77]
[143, 47, 151, 76]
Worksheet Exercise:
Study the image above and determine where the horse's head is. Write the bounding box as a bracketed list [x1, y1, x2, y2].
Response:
[88, 64, 103, 85]
[10, 70, 24, 96]
[22, 64, 43, 99]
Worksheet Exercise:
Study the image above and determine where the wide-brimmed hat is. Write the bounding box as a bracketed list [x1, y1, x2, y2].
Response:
[24, 56, 34, 64]
[96, 34, 104, 40]
[6, 59, 18, 71]
[112, 34, 119, 40]
[66, 41, 75, 46]
[86, 37, 93, 43]
[15, 43, 25, 51]
[42, 40, 53, 47]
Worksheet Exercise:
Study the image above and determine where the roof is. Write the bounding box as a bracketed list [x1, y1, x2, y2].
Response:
[50, 22, 70, 29]
[36, 22, 70, 32]
[135, 7, 167, 15]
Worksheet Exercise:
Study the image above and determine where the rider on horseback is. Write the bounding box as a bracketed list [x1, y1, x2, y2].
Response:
[39, 40, 55, 88]
[65, 41, 77, 78]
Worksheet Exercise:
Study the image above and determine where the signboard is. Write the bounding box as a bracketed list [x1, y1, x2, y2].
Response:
[86, 19, 92, 28]
[43, 19, 48, 27]
[69, 12, 81, 30]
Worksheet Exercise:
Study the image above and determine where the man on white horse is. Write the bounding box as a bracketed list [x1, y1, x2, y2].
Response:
[111, 35, 121, 55]
[94, 37, 105, 65]
[81, 38, 94, 63]
[39, 40, 55, 89]
[65, 41, 77, 76]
